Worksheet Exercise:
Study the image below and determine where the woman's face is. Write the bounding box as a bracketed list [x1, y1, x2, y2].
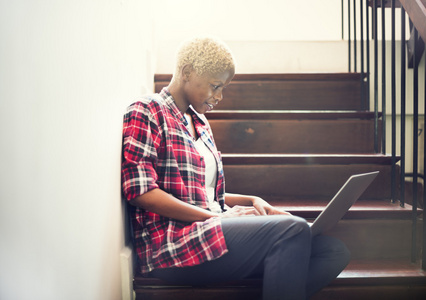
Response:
[183, 69, 234, 114]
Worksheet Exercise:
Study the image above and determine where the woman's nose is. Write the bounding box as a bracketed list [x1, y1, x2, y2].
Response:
[214, 89, 223, 102]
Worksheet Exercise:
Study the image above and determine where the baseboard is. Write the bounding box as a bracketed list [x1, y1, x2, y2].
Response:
[121, 245, 135, 300]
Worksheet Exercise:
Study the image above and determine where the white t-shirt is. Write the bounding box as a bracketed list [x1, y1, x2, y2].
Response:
[193, 138, 222, 213]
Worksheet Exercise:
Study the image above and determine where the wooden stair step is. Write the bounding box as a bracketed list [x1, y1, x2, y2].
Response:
[134, 260, 426, 300]
[155, 73, 367, 111]
[134, 260, 426, 287]
[206, 110, 381, 120]
[209, 118, 381, 154]
[221, 153, 399, 165]
[312, 260, 426, 300]
[312, 217, 422, 260]
[337, 259, 426, 283]
[223, 162, 397, 200]
[155, 73, 366, 82]
[134, 278, 262, 300]
[134, 276, 262, 288]
[270, 199, 417, 220]
[264, 202, 421, 260]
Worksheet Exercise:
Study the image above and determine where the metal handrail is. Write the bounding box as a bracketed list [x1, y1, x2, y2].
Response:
[345, 0, 426, 269]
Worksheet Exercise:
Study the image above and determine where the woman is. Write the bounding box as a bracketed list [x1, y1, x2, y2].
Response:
[121, 37, 350, 300]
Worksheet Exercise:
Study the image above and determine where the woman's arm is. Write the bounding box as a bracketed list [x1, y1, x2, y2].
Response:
[130, 188, 219, 222]
[130, 190, 272, 221]
[225, 193, 291, 216]
[225, 193, 260, 207]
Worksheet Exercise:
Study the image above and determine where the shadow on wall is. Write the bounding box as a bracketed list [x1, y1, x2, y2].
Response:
[121, 193, 136, 300]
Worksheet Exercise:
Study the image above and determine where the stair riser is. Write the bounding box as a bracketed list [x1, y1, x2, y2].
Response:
[323, 220, 423, 260]
[135, 288, 261, 300]
[210, 119, 381, 154]
[219, 81, 365, 110]
[155, 79, 366, 111]
[311, 285, 426, 300]
[223, 164, 395, 200]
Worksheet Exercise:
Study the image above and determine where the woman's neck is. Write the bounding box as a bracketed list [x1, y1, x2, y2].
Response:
[167, 79, 189, 114]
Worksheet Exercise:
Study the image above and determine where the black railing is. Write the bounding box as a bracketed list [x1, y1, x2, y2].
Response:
[345, 0, 426, 269]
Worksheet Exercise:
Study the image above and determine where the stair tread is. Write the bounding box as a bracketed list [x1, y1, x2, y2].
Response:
[206, 110, 381, 120]
[155, 73, 365, 82]
[269, 199, 420, 219]
[272, 199, 411, 211]
[156, 73, 367, 111]
[222, 153, 400, 165]
[337, 259, 426, 283]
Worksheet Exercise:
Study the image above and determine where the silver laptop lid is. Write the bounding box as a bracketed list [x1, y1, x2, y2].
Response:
[310, 171, 379, 236]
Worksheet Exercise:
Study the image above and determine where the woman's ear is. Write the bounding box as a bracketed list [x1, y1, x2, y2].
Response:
[182, 64, 193, 82]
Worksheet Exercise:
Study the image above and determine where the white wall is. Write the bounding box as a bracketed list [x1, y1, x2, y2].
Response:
[153, 0, 342, 42]
[153, 0, 346, 74]
[0, 1, 153, 299]
[156, 40, 349, 74]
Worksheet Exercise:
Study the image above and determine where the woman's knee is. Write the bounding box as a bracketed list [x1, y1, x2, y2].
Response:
[283, 215, 310, 234]
[270, 215, 311, 242]
[313, 235, 351, 265]
[327, 236, 350, 257]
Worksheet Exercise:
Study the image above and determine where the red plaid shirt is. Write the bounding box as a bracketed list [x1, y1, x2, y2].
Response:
[121, 88, 228, 273]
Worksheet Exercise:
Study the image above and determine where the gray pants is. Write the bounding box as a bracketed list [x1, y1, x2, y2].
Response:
[151, 215, 350, 300]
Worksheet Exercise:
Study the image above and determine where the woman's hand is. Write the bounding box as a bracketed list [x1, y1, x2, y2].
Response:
[252, 197, 292, 216]
[221, 205, 260, 218]
[222, 193, 292, 218]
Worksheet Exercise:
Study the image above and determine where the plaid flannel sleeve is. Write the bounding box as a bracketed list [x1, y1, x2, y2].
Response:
[121, 102, 160, 201]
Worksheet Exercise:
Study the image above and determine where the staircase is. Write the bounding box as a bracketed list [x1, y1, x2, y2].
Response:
[133, 73, 426, 299]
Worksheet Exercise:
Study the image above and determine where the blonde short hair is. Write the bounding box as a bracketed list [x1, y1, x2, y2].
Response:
[174, 37, 235, 78]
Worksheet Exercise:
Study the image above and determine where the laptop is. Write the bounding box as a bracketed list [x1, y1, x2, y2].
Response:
[310, 171, 379, 236]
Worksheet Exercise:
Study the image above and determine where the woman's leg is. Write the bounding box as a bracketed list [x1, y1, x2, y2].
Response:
[306, 235, 351, 298]
[260, 217, 312, 300]
[151, 215, 312, 299]
[150, 216, 349, 299]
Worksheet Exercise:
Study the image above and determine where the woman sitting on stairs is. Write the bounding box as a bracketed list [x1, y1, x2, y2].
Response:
[121, 36, 350, 300]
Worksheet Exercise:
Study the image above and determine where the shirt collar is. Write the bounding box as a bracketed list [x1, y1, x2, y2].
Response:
[159, 87, 187, 125]
[188, 105, 207, 126]
[159, 87, 207, 126]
